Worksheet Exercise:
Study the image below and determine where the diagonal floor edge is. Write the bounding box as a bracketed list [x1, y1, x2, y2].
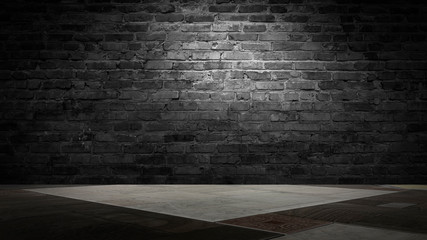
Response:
[25, 185, 396, 222]
[1, 189, 282, 240]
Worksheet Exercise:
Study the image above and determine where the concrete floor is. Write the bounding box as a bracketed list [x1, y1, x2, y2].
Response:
[1, 185, 426, 240]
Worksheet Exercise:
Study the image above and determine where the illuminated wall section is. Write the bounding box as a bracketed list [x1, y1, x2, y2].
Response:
[0, 0, 426, 183]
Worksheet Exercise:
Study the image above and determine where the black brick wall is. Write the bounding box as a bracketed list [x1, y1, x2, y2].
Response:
[0, 0, 426, 184]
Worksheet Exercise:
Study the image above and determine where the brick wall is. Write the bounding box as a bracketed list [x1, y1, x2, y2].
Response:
[1, 0, 426, 184]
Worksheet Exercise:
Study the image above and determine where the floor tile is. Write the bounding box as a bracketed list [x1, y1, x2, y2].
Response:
[378, 202, 416, 208]
[28, 185, 394, 222]
[277, 190, 427, 234]
[0, 189, 281, 240]
[220, 213, 331, 234]
[271, 223, 427, 240]
[390, 185, 427, 190]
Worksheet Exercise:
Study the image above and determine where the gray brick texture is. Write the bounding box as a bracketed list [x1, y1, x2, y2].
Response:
[0, 0, 426, 184]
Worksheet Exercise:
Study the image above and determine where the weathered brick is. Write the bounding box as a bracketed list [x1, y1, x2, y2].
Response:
[272, 42, 304, 51]
[104, 33, 134, 41]
[155, 14, 184, 22]
[197, 33, 227, 41]
[123, 23, 149, 32]
[259, 33, 289, 41]
[151, 91, 179, 100]
[145, 61, 173, 70]
[243, 24, 267, 32]
[333, 72, 364, 81]
[181, 24, 211, 32]
[295, 62, 324, 70]
[228, 33, 258, 41]
[86, 61, 116, 69]
[230, 102, 250, 111]
[241, 43, 270, 51]
[302, 72, 331, 80]
[255, 82, 284, 90]
[209, 5, 236, 12]
[136, 33, 166, 41]
[186, 15, 215, 23]
[213, 23, 240, 32]
[222, 52, 253, 60]
[286, 81, 316, 90]
[271, 5, 288, 13]
[239, 5, 267, 13]
[192, 51, 221, 60]
[124, 13, 153, 22]
[218, 14, 248, 21]
[249, 15, 275, 22]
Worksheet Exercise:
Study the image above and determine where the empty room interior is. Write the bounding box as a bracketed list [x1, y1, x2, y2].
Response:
[0, 0, 426, 239]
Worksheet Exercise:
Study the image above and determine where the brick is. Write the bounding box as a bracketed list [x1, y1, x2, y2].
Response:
[283, 15, 309, 23]
[249, 15, 275, 22]
[209, 5, 236, 12]
[268, 0, 290, 3]
[243, 24, 267, 32]
[272, 42, 304, 51]
[93, 143, 122, 153]
[182, 42, 210, 50]
[104, 34, 134, 41]
[198, 102, 228, 111]
[234, 62, 263, 70]
[123, 23, 149, 32]
[211, 42, 234, 50]
[239, 5, 267, 13]
[218, 144, 248, 153]
[118, 61, 143, 69]
[312, 34, 331, 42]
[285, 51, 313, 60]
[271, 71, 294, 80]
[302, 72, 331, 80]
[230, 102, 250, 111]
[181, 24, 211, 32]
[253, 102, 282, 111]
[228, 33, 258, 41]
[164, 80, 192, 90]
[331, 91, 358, 101]
[192, 51, 221, 60]
[164, 134, 195, 143]
[86, 61, 116, 69]
[155, 14, 184, 22]
[254, 52, 284, 60]
[145, 61, 172, 70]
[333, 72, 364, 81]
[241, 43, 270, 51]
[213, 23, 240, 32]
[136, 33, 166, 41]
[197, 33, 227, 41]
[222, 52, 253, 60]
[259, 33, 289, 41]
[166, 102, 198, 111]
[123, 143, 154, 153]
[143, 4, 175, 13]
[255, 82, 284, 90]
[271, 6, 288, 13]
[299, 113, 330, 121]
[124, 13, 153, 22]
[151, 91, 179, 100]
[286, 81, 316, 90]
[295, 62, 324, 70]
[218, 14, 248, 21]
[185, 15, 215, 23]
[332, 113, 363, 122]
